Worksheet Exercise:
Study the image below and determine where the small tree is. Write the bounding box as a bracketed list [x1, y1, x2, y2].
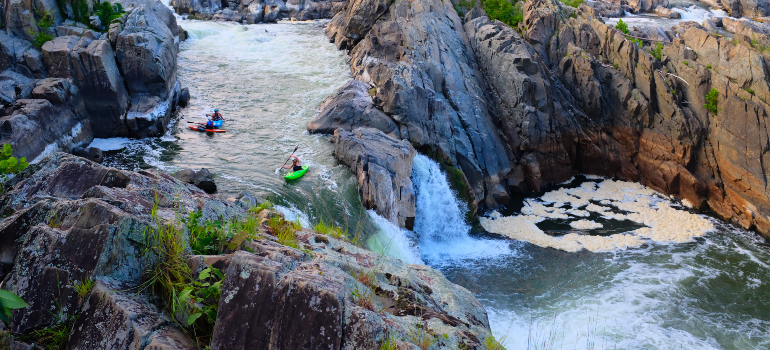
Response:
[704, 88, 719, 114]
[0, 144, 29, 182]
[615, 18, 629, 35]
[29, 10, 54, 47]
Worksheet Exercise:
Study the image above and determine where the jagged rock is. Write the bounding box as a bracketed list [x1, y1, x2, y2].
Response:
[654, 6, 681, 18]
[308, 79, 400, 138]
[73, 146, 104, 163]
[191, 168, 217, 193]
[67, 282, 197, 349]
[325, 0, 512, 210]
[720, 0, 769, 18]
[580, 1, 624, 17]
[332, 128, 416, 228]
[175, 168, 217, 193]
[4, 78, 93, 162]
[5, 0, 63, 41]
[179, 87, 190, 107]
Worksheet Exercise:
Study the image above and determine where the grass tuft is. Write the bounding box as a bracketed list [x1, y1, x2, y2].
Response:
[379, 331, 398, 350]
[350, 284, 377, 311]
[74, 277, 94, 298]
[406, 324, 437, 350]
[314, 221, 347, 240]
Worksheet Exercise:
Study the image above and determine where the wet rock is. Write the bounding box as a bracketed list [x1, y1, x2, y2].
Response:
[73, 146, 104, 163]
[654, 6, 681, 18]
[175, 168, 218, 193]
[307, 80, 400, 138]
[179, 87, 190, 107]
[332, 128, 416, 228]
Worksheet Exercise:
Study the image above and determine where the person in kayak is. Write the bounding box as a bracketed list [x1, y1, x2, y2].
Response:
[282, 155, 302, 172]
[208, 109, 223, 122]
[204, 116, 214, 129]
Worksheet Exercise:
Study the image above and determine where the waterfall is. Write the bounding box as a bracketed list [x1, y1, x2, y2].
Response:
[411, 155, 511, 264]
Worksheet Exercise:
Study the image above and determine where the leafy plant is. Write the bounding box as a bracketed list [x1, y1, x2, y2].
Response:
[614, 62, 619, 69]
[630, 38, 643, 47]
[704, 87, 719, 114]
[707, 64, 712, 69]
[651, 42, 663, 61]
[482, 0, 524, 27]
[0, 144, 28, 182]
[250, 200, 274, 214]
[20, 314, 76, 350]
[615, 18, 629, 34]
[0, 290, 28, 323]
[92, 1, 125, 30]
[267, 215, 298, 248]
[176, 265, 224, 345]
[747, 88, 755, 95]
[406, 324, 437, 350]
[683, 61, 689, 66]
[29, 10, 54, 47]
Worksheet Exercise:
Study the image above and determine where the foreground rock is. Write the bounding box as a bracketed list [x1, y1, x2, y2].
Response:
[0, 152, 493, 348]
[332, 127, 416, 228]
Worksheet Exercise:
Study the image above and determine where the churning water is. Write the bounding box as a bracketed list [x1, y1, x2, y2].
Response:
[95, 13, 770, 350]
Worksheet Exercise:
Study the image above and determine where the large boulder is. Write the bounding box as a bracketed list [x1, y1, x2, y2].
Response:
[5, 0, 62, 41]
[332, 128, 416, 228]
[307, 79, 400, 138]
[3, 78, 93, 162]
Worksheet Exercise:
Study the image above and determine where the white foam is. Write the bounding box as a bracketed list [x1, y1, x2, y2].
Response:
[274, 204, 310, 228]
[88, 137, 134, 151]
[481, 180, 714, 252]
[366, 210, 423, 265]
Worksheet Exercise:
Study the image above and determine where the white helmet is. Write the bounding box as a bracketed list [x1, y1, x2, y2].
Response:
[207, 116, 212, 120]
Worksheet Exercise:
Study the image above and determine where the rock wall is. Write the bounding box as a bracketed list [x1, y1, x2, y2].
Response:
[0, 152, 494, 349]
[1, 0, 185, 162]
[315, 0, 770, 236]
[171, 0, 345, 23]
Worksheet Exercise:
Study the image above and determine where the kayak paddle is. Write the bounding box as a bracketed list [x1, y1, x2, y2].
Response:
[277, 144, 300, 172]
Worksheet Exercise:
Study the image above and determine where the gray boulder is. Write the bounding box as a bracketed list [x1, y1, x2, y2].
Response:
[308, 79, 400, 138]
[332, 128, 416, 228]
[175, 168, 218, 193]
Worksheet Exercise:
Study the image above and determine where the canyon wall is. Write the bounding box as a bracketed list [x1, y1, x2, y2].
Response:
[312, 0, 770, 236]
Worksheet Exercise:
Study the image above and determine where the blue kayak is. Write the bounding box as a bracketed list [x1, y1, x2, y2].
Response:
[212, 119, 223, 128]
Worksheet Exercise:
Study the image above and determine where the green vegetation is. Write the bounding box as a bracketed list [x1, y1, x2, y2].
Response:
[704, 88, 719, 114]
[707, 64, 712, 69]
[0, 144, 29, 185]
[93, 1, 125, 28]
[379, 332, 398, 350]
[48, 213, 62, 228]
[74, 277, 94, 298]
[747, 88, 755, 95]
[267, 215, 299, 248]
[0, 290, 28, 323]
[29, 10, 54, 47]
[683, 61, 689, 66]
[350, 284, 376, 311]
[615, 19, 629, 34]
[483, 331, 506, 350]
[650, 42, 663, 61]
[19, 314, 76, 350]
[314, 221, 347, 240]
[630, 37, 643, 47]
[482, 0, 524, 28]
[560, 0, 584, 8]
[54, 0, 125, 32]
[176, 266, 224, 344]
[406, 325, 437, 350]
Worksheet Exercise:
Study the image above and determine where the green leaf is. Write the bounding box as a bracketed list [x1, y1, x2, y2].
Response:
[0, 306, 9, 323]
[177, 287, 193, 303]
[187, 312, 202, 325]
[0, 290, 29, 309]
[199, 267, 211, 280]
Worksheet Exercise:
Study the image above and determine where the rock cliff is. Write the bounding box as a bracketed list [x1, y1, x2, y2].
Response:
[171, 0, 345, 23]
[0, 152, 494, 349]
[1, 0, 185, 162]
[313, 0, 770, 236]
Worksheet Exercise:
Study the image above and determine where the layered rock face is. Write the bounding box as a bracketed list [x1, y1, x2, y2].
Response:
[0, 152, 493, 349]
[1, 0, 184, 162]
[315, 0, 770, 236]
[171, 0, 345, 23]
[332, 127, 417, 228]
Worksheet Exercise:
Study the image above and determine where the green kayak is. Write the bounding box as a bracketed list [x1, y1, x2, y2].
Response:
[284, 165, 309, 180]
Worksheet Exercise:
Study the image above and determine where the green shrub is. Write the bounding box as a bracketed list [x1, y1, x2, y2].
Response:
[651, 42, 663, 61]
[630, 38, 643, 47]
[706, 64, 712, 69]
[615, 18, 629, 34]
[747, 88, 755, 95]
[314, 221, 346, 240]
[683, 61, 689, 66]
[176, 265, 224, 344]
[704, 88, 719, 114]
[482, 0, 523, 27]
[92, 1, 125, 30]
[0, 144, 28, 184]
[74, 277, 94, 298]
[28, 10, 54, 48]
[560, 0, 584, 8]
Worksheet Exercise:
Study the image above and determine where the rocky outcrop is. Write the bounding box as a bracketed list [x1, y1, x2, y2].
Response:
[175, 167, 218, 193]
[332, 127, 416, 228]
[171, 0, 345, 22]
[720, 0, 770, 18]
[2, 0, 187, 161]
[0, 152, 493, 349]
[308, 79, 400, 137]
[317, 0, 770, 236]
[323, 0, 513, 211]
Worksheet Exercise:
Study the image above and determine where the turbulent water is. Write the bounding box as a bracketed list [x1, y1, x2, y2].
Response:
[94, 14, 770, 350]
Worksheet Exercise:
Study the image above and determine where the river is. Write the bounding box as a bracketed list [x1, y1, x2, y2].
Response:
[91, 16, 770, 350]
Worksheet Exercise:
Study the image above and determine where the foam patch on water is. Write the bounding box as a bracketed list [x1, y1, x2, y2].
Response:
[480, 180, 714, 252]
[274, 204, 311, 228]
[89, 138, 134, 151]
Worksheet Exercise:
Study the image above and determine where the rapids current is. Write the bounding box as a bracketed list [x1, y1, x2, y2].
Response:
[92, 17, 770, 350]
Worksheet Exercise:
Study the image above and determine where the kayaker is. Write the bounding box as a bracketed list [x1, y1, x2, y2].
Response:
[205, 116, 214, 129]
[208, 109, 223, 122]
[282, 155, 302, 172]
